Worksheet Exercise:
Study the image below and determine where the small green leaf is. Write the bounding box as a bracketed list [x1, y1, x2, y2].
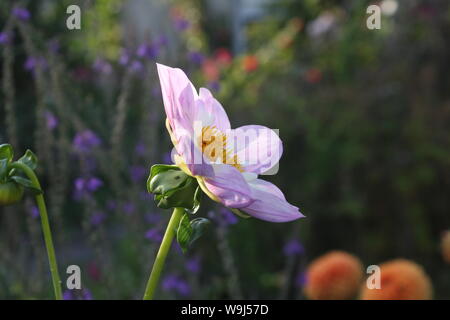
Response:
[10, 176, 42, 195]
[0, 159, 8, 180]
[0, 144, 13, 162]
[189, 218, 210, 246]
[17, 149, 38, 170]
[177, 212, 193, 253]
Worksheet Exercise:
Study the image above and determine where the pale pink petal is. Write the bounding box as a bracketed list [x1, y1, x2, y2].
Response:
[227, 125, 283, 174]
[203, 165, 254, 208]
[175, 137, 214, 177]
[157, 63, 198, 139]
[198, 87, 231, 131]
[241, 179, 304, 222]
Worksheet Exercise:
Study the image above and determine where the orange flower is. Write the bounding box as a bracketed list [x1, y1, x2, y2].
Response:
[360, 259, 432, 300]
[242, 55, 259, 73]
[304, 251, 363, 300]
[441, 230, 450, 264]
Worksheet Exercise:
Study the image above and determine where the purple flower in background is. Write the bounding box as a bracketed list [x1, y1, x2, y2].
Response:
[135, 142, 146, 157]
[129, 60, 144, 74]
[47, 39, 60, 54]
[119, 49, 131, 65]
[217, 208, 238, 226]
[86, 177, 103, 192]
[137, 43, 159, 60]
[173, 18, 190, 31]
[123, 202, 135, 215]
[185, 256, 201, 273]
[63, 289, 93, 300]
[73, 130, 101, 153]
[45, 111, 58, 130]
[140, 191, 153, 202]
[29, 206, 39, 219]
[283, 239, 304, 257]
[295, 272, 307, 288]
[155, 35, 168, 47]
[24, 56, 47, 72]
[106, 200, 117, 211]
[90, 211, 106, 226]
[12, 7, 31, 21]
[163, 151, 172, 164]
[187, 51, 205, 65]
[162, 275, 191, 296]
[93, 58, 112, 75]
[0, 32, 12, 45]
[145, 212, 161, 224]
[208, 81, 221, 93]
[74, 177, 103, 198]
[130, 165, 146, 182]
[145, 228, 163, 242]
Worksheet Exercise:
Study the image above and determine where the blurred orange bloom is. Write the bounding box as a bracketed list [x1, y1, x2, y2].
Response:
[360, 259, 432, 300]
[304, 251, 363, 300]
[441, 230, 450, 264]
[242, 55, 259, 73]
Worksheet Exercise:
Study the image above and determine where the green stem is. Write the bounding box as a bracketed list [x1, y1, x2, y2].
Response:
[143, 207, 184, 300]
[10, 162, 63, 300]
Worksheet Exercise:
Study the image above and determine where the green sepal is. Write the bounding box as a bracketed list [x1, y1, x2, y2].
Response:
[230, 208, 252, 219]
[0, 181, 24, 206]
[148, 164, 201, 213]
[10, 176, 43, 195]
[0, 144, 14, 163]
[0, 159, 8, 181]
[176, 212, 193, 253]
[176, 212, 211, 253]
[17, 149, 38, 170]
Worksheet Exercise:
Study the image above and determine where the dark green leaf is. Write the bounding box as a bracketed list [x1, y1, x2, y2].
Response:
[0, 144, 13, 162]
[189, 217, 210, 247]
[10, 176, 43, 195]
[0, 159, 8, 181]
[17, 149, 38, 170]
[176, 212, 193, 253]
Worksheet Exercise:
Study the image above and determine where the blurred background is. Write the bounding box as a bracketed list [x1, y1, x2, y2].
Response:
[1, 0, 449, 299]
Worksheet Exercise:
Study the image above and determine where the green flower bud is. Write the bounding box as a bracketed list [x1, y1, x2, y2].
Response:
[147, 164, 201, 213]
[0, 181, 24, 206]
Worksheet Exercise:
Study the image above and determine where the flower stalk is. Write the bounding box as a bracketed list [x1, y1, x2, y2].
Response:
[8, 162, 63, 300]
[143, 207, 184, 300]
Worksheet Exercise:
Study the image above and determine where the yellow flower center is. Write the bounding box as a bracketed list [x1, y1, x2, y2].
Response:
[199, 126, 243, 172]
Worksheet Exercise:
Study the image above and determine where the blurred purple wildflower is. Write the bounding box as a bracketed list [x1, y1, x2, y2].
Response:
[162, 275, 191, 296]
[209, 208, 238, 226]
[145, 228, 163, 242]
[185, 256, 201, 273]
[187, 51, 205, 65]
[90, 211, 106, 226]
[145, 212, 161, 224]
[93, 58, 112, 75]
[295, 272, 307, 288]
[0, 32, 12, 45]
[174, 18, 190, 31]
[155, 35, 168, 47]
[74, 177, 103, 199]
[208, 81, 221, 93]
[129, 60, 144, 74]
[283, 239, 304, 257]
[123, 202, 135, 215]
[119, 49, 131, 65]
[135, 142, 146, 157]
[73, 130, 101, 153]
[140, 191, 153, 202]
[163, 151, 172, 164]
[47, 39, 60, 54]
[106, 200, 117, 211]
[137, 43, 159, 60]
[63, 289, 93, 300]
[45, 111, 58, 130]
[130, 165, 146, 182]
[12, 7, 31, 21]
[24, 56, 47, 72]
[29, 206, 39, 219]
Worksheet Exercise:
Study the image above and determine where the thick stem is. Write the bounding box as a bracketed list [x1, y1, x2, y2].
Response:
[10, 162, 63, 300]
[143, 207, 184, 300]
